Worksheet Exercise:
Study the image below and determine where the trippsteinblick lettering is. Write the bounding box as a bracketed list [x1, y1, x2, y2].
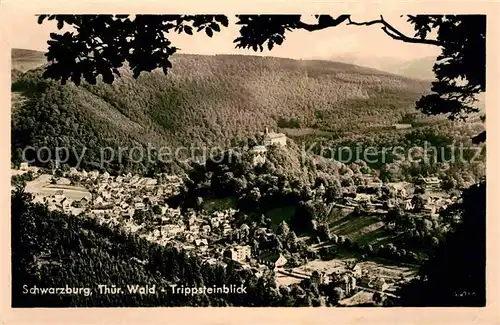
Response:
[22, 284, 247, 297]
[169, 284, 247, 295]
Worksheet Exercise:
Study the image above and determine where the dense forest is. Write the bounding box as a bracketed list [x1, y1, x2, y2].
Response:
[11, 49, 432, 173]
[304, 121, 486, 183]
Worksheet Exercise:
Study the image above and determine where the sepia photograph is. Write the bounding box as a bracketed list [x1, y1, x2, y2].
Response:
[1, 1, 495, 320]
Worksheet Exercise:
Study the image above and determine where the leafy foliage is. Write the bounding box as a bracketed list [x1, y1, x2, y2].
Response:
[395, 181, 486, 306]
[37, 15, 229, 85]
[38, 14, 485, 120]
[410, 15, 486, 119]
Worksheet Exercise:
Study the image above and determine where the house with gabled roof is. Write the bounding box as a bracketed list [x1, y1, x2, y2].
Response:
[257, 251, 287, 270]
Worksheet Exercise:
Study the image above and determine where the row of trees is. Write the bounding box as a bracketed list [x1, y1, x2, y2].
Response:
[307, 122, 485, 186]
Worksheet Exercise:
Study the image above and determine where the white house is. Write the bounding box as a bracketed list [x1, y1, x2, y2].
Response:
[340, 274, 357, 296]
[404, 199, 414, 210]
[263, 128, 287, 147]
[144, 178, 157, 186]
[370, 277, 389, 292]
[249, 145, 268, 166]
[210, 216, 222, 228]
[194, 239, 209, 252]
[189, 224, 200, 234]
[134, 202, 146, 211]
[222, 223, 232, 236]
[121, 208, 135, 219]
[130, 175, 140, 185]
[61, 198, 71, 212]
[101, 171, 110, 180]
[19, 162, 29, 171]
[161, 224, 184, 237]
[102, 191, 112, 200]
[224, 245, 251, 263]
[254, 265, 269, 278]
[94, 196, 104, 205]
[419, 176, 441, 186]
[393, 123, 412, 130]
[56, 177, 71, 185]
[184, 233, 196, 243]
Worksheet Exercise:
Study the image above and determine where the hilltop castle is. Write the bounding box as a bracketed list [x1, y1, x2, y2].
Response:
[248, 128, 287, 166]
[263, 128, 287, 147]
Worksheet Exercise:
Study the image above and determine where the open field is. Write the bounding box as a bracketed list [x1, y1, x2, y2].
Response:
[338, 290, 374, 306]
[25, 175, 91, 200]
[328, 209, 396, 246]
[281, 128, 336, 138]
[202, 196, 237, 214]
[265, 205, 296, 228]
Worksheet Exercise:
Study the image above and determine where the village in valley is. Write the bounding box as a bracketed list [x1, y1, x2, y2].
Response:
[12, 128, 459, 306]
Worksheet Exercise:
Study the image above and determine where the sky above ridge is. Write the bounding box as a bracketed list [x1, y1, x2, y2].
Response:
[7, 13, 440, 68]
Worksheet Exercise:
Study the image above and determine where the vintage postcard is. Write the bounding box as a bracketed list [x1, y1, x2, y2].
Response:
[0, 0, 498, 324]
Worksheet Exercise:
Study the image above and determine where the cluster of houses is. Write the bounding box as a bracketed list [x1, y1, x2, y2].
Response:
[311, 264, 361, 295]
[70, 169, 291, 278]
[28, 166, 184, 218]
[22, 165, 296, 282]
[332, 176, 452, 218]
[17, 159, 455, 300]
[11, 162, 40, 178]
[36, 189, 90, 215]
[309, 261, 397, 300]
[77, 169, 183, 211]
[89, 193, 283, 280]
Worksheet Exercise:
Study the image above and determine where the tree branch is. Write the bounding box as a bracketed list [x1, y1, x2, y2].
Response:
[346, 17, 383, 26]
[347, 15, 442, 46]
[295, 15, 350, 31]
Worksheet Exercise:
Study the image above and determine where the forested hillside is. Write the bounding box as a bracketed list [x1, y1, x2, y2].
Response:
[10, 47, 486, 308]
[11, 188, 326, 307]
[12, 49, 431, 172]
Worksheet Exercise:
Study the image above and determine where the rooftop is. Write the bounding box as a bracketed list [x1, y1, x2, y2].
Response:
[257, 252, 283, 263]
[264, 128, 286, 138]
[265, 132, 286, 138]
[250, 145, 268, 152]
